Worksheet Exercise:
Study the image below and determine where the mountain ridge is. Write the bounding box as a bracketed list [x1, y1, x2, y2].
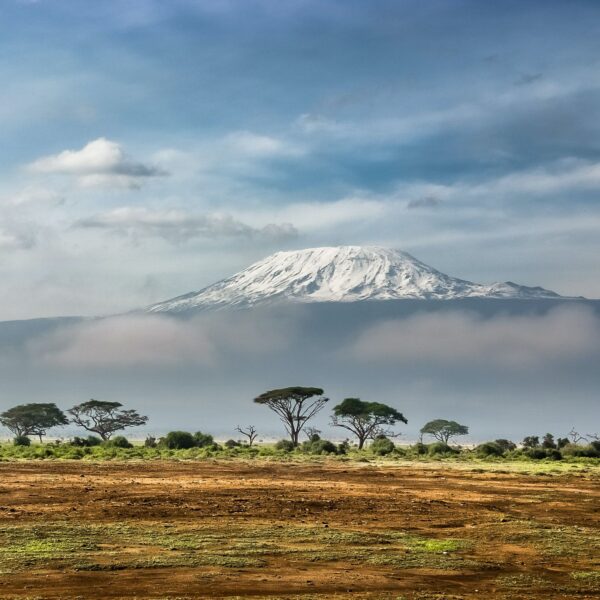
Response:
[145, 246, 567, 313]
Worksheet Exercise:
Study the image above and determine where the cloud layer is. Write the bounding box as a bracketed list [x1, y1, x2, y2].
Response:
[347, 306, 600, 370]
[77, 207, 298, 243]
[1, 302, 598, 439]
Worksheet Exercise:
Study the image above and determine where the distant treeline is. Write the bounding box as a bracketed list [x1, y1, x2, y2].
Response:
[1, 387, 598, 461]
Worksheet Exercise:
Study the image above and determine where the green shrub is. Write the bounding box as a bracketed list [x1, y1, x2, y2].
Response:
[71, 435, 102, 447]
[413, 442, 428, 455]
[337, 440, 350, 455]
[475, 442, 504, 457]
[494, 439, 516, 452]
[164, 431, 196, 449]
[302, 439, 338, 454]
[560, 443, 600, 458]
[275, 439, 295, 452]
[105, 435, 132, 448]
[370, 435, 395, 456]
[428, 442, 458, 456]
[225, 439, 241, 449]
[13, 435, 31, 446]
[194, 431, 215, 448]
[546, 448, 563, 461]
[144, 435, 157, 448]
[525, 447, 548, 460]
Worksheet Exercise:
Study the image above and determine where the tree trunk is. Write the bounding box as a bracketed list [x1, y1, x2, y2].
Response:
[358, 436, 365, 450]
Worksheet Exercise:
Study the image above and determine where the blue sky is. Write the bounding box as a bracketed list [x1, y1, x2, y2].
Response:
[2, 0, 600, 319]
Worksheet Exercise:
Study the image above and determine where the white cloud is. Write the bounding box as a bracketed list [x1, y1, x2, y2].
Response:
[224, 131, 302, 158]
[76, 206, 298, 243]
[27, 312, 292, 368]
[29, 138, 167, 189]
[347, 306, 600, 369]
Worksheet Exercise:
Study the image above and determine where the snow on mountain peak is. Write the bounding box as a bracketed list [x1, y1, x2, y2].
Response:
[146, 245, 562, 313]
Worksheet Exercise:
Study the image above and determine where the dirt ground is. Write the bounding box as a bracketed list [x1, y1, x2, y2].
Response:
[0, 459, 598, 599]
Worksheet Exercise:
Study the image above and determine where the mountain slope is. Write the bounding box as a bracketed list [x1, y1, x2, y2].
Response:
[145, 246, 564, 313]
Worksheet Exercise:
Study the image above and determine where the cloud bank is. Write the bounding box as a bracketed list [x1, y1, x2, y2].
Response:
[77, 207, 298, 243]
[347, 306, 600, 370]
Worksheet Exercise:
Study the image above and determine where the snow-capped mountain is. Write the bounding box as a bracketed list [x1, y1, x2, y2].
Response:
[145, 246, 564, 313]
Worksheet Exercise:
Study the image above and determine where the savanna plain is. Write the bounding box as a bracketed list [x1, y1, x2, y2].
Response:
[0, 456, 598, 600]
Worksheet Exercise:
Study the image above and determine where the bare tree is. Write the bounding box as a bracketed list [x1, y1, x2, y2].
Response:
[586, 432, 599, 442]
[304, 426, 322, 441]
[568, 428, 586, 444]
[235, 425, 258, 447]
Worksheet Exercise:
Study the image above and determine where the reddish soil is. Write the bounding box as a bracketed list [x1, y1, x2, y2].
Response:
[0, 460, 598, 599]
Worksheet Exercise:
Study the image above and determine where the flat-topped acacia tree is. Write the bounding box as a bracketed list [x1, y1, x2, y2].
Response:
[331, 398, 407, 449]
[420, 419, 469, 445]
[254, 387, 328, 446]
[0, 403, 68, 442]
[68, 400, 148, 441]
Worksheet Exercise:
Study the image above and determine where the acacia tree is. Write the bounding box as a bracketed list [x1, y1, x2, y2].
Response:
[253, 387, 328, 446]
[420, 419, 469, 445]
[331, 398, 407, 449]
[235, 425, 258, 446]
[0, 403, 68, 442]
[68, 400, 148, 440]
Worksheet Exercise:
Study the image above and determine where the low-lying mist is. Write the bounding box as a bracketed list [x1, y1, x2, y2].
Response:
[0, 299, 598, 441]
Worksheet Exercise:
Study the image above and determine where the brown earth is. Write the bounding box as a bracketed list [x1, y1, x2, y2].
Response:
[0, 459, 598, 599]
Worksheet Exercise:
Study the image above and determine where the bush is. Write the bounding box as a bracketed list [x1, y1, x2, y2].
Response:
[475, 442, 504, 457]
[337, 440, 350, 455]
[428, 442, 458, 456]
[275, 439, 295, 452]
[14, 435, 31, 446]
[590, 440, 600, 453]
[71, 435, 102, 447]
[560, 443, 600, 458]
[370, 435, 395, 456]
[225, 439, 241, 449]
[302, 439, 338, 455]
[105, 435, 132, 448]
[144, 436, 157, 448]
[546, 449, 563, 461]
[413, 442, 428, 455]
[164, 431, 196, 450]
[525, 447, 548, 460]
[194, 431, 215, 448]
[494, 439, 516, 452]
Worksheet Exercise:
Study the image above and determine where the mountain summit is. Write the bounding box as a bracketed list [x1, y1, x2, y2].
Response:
[146, 246, 563, 313]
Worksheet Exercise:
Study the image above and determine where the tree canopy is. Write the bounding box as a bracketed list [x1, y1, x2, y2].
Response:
[68, 400, 147, 440]
[254, 386, 328, 446]
[420, 419, 469, 444]
[331, 398, 407, 449]
[0, 403, 68, 442]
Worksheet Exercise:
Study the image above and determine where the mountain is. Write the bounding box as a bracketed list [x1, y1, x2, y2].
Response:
[145, 246, 564, 313]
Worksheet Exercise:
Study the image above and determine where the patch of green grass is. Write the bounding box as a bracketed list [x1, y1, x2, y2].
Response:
[0, 520, 475, 575]
[496, 573, 552, 589]
[571, 570, 600, 581]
